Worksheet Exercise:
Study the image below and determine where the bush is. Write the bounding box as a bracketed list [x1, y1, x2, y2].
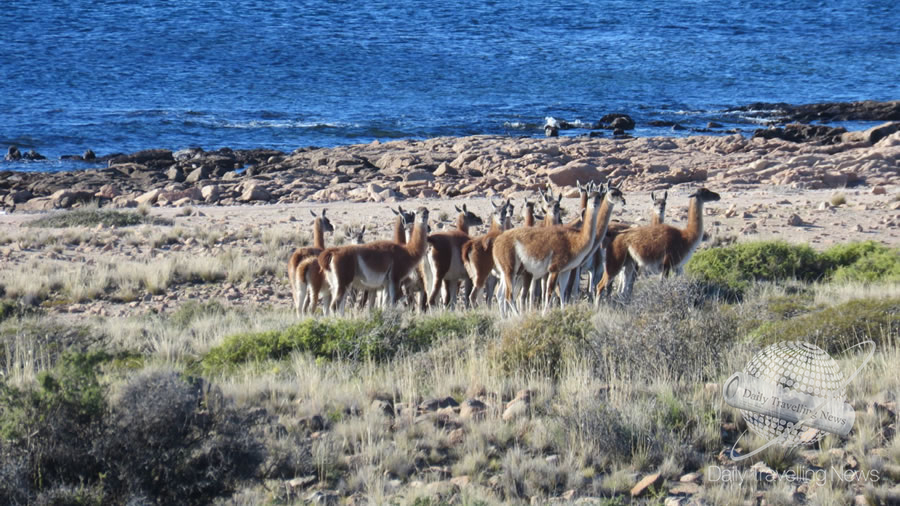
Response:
[749, 298, 900, 353]
[592, 277, 738, 384]
[686, 241, 824, 295]
[0, 353, 282, 505]
[98, 369, 266, 504]
[201, 310, 492, 372]
[687, 240, 900, 296]
[492, 305, 594, 378]
[26, 208, 163, 228]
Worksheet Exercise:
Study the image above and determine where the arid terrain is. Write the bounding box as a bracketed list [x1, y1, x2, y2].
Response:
[1, 128, 899, 505]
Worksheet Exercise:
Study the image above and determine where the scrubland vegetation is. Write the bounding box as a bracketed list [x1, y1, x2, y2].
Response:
[1, 227, 899, 504]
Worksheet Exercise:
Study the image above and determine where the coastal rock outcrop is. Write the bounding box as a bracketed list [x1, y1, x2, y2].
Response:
[2, 122, 899, 210]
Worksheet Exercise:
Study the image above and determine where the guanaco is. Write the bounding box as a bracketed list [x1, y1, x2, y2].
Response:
[595, 188, 720, 301]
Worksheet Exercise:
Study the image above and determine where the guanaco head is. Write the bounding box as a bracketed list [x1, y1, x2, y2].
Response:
[688, 188, 721, 204]
[540, 191, 562, 225]
[415, 207, 430, 227]
[310, 209, 335, 233]
[603, 181, 626, 207]
[651, 190, 667, 220]
[454, 204, 484, 231]
[349, 225, 367, 244]
[391, 205, 415, 226]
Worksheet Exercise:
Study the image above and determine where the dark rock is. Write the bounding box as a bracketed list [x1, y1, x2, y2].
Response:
[5, 146, 21, 161]
[174, 147, 204, 161]
[83, 149, 96, 161]
[597, 113, 635, 130]
[728, 100, 900, 123]
[707, 121, 723, 128]
[6, 189, 32, 204]
[545, 124, 559, 137]
[753, 123, 847, 144]
[648, 120, 677, 127]
[671, 123, 687, 131]
[23, 150, 45, 160]
[108, 149, 175, 169]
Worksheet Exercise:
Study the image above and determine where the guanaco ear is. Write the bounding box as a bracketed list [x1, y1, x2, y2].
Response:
[651, 191, 656, 200]
[454, 205, 461, 213]
[310, 210, 318, 218]
[360, 224, 366, 233]
[390, 207, 399, 215]
[556, 193, 563, 204]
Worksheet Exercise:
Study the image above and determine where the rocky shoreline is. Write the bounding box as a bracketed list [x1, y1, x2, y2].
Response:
[2, 110, 899, 213]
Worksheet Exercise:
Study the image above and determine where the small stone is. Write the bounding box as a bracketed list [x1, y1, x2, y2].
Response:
[631, 473, 662, 497]
[679, 472, 701, 483]
[855, 224, 864, 232]
[872, 186, 887, 195]
[787, 214, 804, 226]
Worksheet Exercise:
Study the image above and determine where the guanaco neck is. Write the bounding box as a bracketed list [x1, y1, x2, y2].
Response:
[313, 218, 325, 249]
[650, 203, 666, 226]
[524, 207, 535, 227]
[489, 215, 502, 235]
[684, 197, 704, 244]
[579, 191, 588, 213]
[393, 215, 407, 244]
[456, 213, 469, 234]
[406, 220, 428, 258]
[577, 200, 601, 251]
[542, 209, 558, 227]
[593, 195, 615, 242]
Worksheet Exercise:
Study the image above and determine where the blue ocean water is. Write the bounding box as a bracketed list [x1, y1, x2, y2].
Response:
[2, 0, 898, 172]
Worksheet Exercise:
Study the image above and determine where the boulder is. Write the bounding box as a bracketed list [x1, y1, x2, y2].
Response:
[546, 161, 604, 187]
[23, 150, 46, 160]
[240, 183, 271, 202]
[185, 166, 210, 183]
[201, 184, 221, 203]
[50, 189, 94, 208]
[5, 189, 33, 204]
[135, 188, 162, 205]
[403, 170, 435, 182]
[596, 113, 635, 130]
[5, 146, 21, 161]
[166, 166, 185, 182]
[108, 149, 175, 167]
[95, 184, 121, 199]
[83, 149, 96, 161]
[433, 162, 457, 177]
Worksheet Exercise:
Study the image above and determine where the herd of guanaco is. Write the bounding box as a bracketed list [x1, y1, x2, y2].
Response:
[288, 181, 721, 316]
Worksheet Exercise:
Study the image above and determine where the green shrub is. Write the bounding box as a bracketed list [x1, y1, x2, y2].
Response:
[687, 240, 900, 296]
[749, 298, 900, 353]
[201, 310, 492, 372]
[492, 305, 594, 378]
[26, 208, 165, 228]
[826, 244, 900, 283]
[686, 241, 824, 295]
